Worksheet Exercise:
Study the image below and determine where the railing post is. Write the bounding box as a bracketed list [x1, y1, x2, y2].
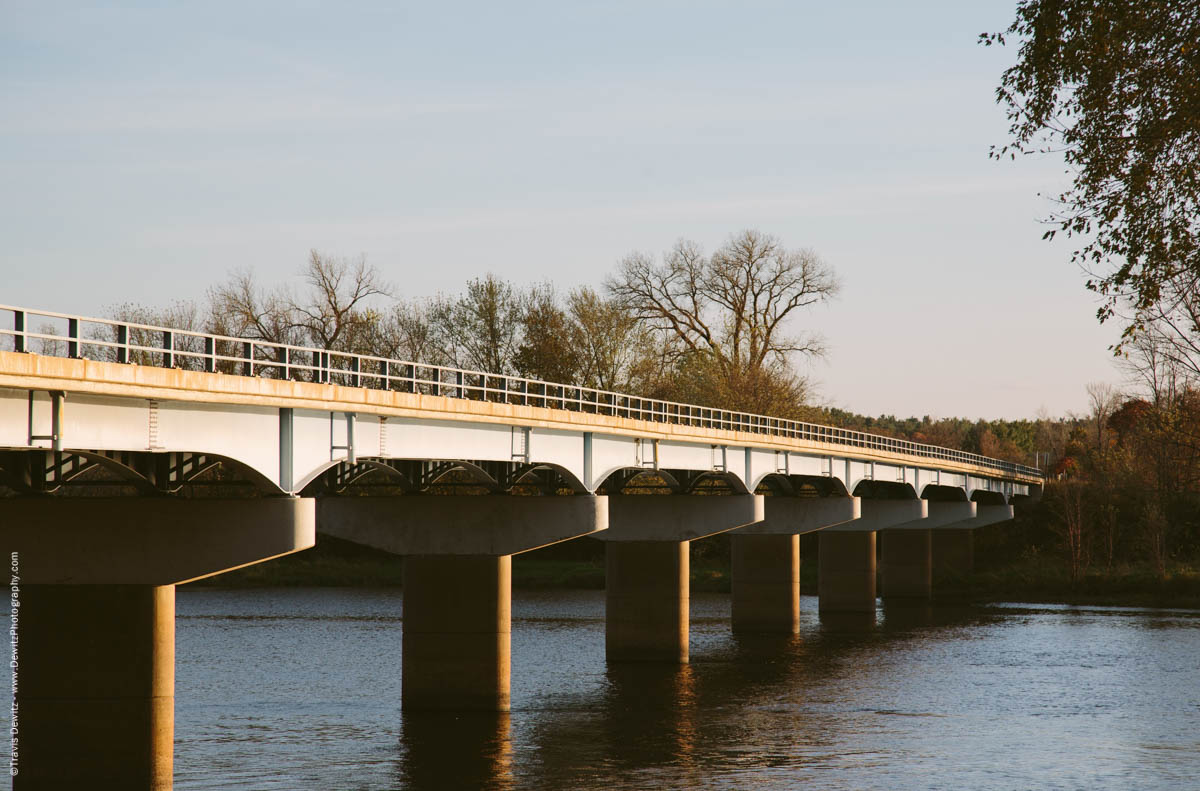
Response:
[12, 310, 25, 353]
[116, 325, 128, 364]
[204, 337, 215, 373]
[67, 317, 79, 359]
[242, 342, 253, 376]
[161, 330, 174, 368]
[63, 319, 78, 360]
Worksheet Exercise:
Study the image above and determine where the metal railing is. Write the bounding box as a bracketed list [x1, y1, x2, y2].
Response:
[0, 305, 1043, 479]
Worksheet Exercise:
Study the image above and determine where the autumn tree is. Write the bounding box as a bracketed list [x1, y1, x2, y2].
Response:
[565, 287, 659, 393]
[984, 2, 1200, 351]
[432, 274, 525, 374]
[513, 285, 580, 383]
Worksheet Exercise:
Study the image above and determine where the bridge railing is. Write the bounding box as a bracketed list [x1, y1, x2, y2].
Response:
[0, 305, 1043, 479]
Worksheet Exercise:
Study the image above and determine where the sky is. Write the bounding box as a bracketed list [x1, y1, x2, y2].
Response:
[0, 1, 1126, 420]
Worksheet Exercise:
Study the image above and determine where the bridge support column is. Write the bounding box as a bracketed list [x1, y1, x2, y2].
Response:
[933, 529, 974, 577]
[1, 497, 315, 791]
[818, 531, 876, 613]
[317, 495, 606, 712]
[402, 555, 511, 711]
[606, 541, 690, 662]
[17, 585, 174, 791]
[730, 534, 799, 633]
[729, 496, 860, 632]
[602, 495, 764, 662]
[818, 498, 926, 614]
[881, 529, 932, 599]
[878, 500, 977, 600]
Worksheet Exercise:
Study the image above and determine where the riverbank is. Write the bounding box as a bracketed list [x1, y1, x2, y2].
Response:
[934, 557, 1200, 609]
[185, 536, 1200, 607]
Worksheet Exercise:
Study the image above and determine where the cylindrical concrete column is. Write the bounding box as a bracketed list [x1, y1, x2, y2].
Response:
[818, 531, 876, 613]
[402, 555, 512, 712]
[730, 534, 800, 633]
[16, 584, 174, 791]
[881, 529, 932, 599]
[933, 528, 974, 578]
[605, 541, 689, 663]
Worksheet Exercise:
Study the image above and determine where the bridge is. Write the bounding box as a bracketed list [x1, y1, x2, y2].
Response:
[0, 304, 1042, 789]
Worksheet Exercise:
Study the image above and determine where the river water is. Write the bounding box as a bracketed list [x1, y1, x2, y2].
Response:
[154, 589, 1200, 790]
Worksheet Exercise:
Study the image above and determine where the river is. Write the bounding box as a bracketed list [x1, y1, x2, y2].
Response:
[153, 588, 1200, 790]
[4, 589, 1198, 789]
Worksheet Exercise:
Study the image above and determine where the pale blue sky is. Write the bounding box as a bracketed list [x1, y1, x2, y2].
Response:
[1, 1, 1122, 419]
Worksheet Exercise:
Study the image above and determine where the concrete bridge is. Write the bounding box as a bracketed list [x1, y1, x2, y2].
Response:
[0, 305, 1041, 789]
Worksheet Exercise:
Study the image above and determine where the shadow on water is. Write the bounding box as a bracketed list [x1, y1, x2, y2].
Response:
[879, 599, 995, 633]
[395, 711, 513, 791]
[816, 610, 878, 634]
[515, 663, 701, 789]
[600, 662, 699, 768]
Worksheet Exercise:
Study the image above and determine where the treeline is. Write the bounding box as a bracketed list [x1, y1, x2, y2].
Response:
[99, 238, 1200, 584]
[817, 409, 1045, 466]
[109, 231, 839, 418]
[826, 386, 1200, 581]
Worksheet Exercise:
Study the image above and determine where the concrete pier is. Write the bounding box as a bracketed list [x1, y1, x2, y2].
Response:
[818, 531, 877, 613]
[602, 494, 763, 662]
[402, 555, 512, 711]
[318, 494, 606, 710]
[1, 497, 314, 791]
[730, 534, 799, 633]
[16, 585, 174, 791]
[817, 498, 925, 614]
[606, 541, 690, 662]
[728, 496, 859, 633]
[933, 528, 975, 577]
[881, 528, 932, 599]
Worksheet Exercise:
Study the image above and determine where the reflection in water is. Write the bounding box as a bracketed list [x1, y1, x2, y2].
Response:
[880, 600, 934, 630]
[151, 590, 1200, 791]
[396, 712, 512, 791]
[602, 663, 698, 768]
[817, 610, 877, 633]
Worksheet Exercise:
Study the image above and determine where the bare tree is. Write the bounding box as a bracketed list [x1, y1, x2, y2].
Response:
[208, 268, 298, 347]
[105, 300, 207, 367]
[370, 299, 444, 365]
[290, 250, 391, 352]
[1085, 382, 1119, 450]
[1048, 479, 1090, 586]
[607, 229, 838, 412]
